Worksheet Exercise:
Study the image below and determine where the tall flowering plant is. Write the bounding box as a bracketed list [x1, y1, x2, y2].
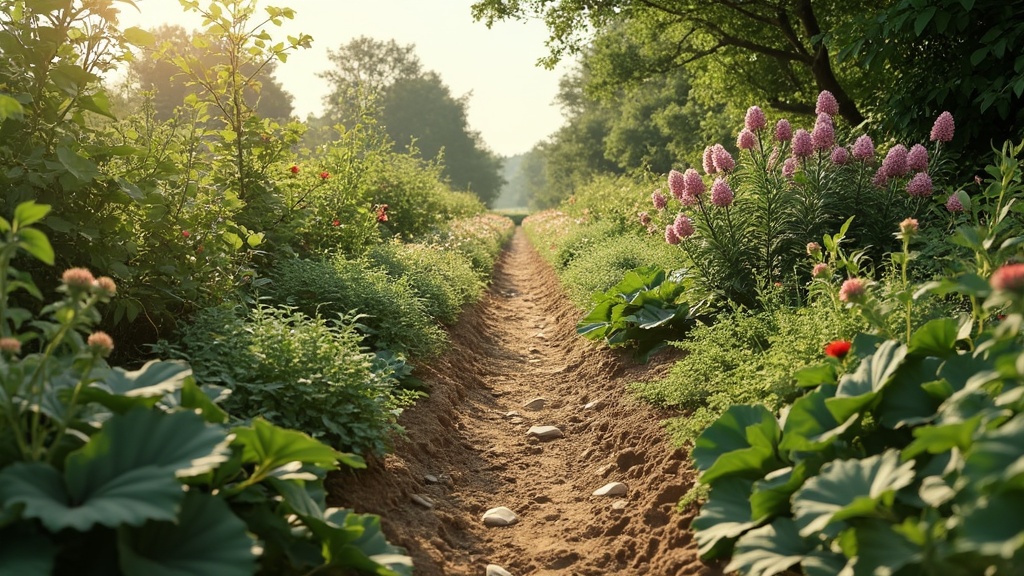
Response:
[648, 91, 957, 308]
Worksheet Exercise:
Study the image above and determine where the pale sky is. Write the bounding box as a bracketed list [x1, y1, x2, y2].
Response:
[114, 0, 570, 157]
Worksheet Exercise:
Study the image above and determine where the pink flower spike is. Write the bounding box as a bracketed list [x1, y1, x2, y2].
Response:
[668, 170, 686, 201]
[665, 223, 681, 245]
[812, 113, 835, 150]
[839, 278, 867, 303]
[991, 263, 1024, 293]
[745, 106, 767, 131]
[816, 90, 840, 116]
[774, 119, 792, 142]
[852, 135, 875, 161]
[871, 166, 889, 189]
[652, 189, 668, 210]
[673, 214, 695, 238]
[783, 157, 798, 179]
[710, 178, 734, 207]
[930, 111, 955, 142]
[882, 144, 909, 178]
[831, 146, 850, 165]
[907, 144, 929, 172]
[792, 129, 813, 158]
[946, 194, 965, 213]
[812, 263, 830, 278]
[683, 168, 705, 198]
[712, 144, 735, 172]
[702, 146, 717, 175]
[737, 129, 756, 150]
[906, 172, 934, 197]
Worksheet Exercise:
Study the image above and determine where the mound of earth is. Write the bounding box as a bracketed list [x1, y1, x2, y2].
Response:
[327, 229, 723, 576]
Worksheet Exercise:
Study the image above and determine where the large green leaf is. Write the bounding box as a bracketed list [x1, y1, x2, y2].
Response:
[780, 387, 858, 452]
[726, 517, 844, 576]
[232, 417, 355, 475]
[0, 526, 56, 576]
[13, 201, 50, 228]
[903, 416, 982, 460]
[827, 340, 907, 421]
[792, 451, 916, 538]
[908, 318, 961, 357]
[81, 360, 193, 412]
[837, 519, 924, 576]
[302, 508, 413, 576]
[693, 404, 783, 483]
[345, 512, 414, 576]
[692, 477, 759, 559]
[118, 492, 256, 576]
[877, 357, 943, 429]
[750, 463, 809, 521]
[957, 491, 1024, 559]
[962, 413, 1024, 488]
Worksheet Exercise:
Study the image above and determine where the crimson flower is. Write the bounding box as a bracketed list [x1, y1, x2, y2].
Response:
[319, 171, 330, 180]
[289, 165, 299, 174]
[332, 219, 340, 227]
[376, 204, 389, 223]
[182, 230, 190, 238]
[824, 340, 852, 359]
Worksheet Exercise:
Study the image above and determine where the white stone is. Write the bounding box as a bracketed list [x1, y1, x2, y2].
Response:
[593, 482, 628, 497]
[505, 411, 520, 418]
[482, 507, 519, 527]
[411, 494, 435, 508]
[486, 564, 514, 576]
[526, 425, 563, 441]
[611, 499, 628, 510]
[523, 397, 546, 410]
[424, 474, 439, 484]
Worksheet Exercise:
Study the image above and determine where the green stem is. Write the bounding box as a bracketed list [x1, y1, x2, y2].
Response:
[46, 355, 97, 465]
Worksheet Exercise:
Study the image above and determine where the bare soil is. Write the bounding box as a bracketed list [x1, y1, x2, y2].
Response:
[327, 228, 723, 576]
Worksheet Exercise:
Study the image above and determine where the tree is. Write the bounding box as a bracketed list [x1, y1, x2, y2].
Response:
[129, 24, 294, 122]
[472, 0, 872, 125]
[318, 37, 504, 206]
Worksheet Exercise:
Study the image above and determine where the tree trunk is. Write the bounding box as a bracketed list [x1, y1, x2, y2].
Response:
[794, 0, 865, 126]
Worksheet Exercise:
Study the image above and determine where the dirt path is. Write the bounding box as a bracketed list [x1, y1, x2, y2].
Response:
[327, 228, 722, 576]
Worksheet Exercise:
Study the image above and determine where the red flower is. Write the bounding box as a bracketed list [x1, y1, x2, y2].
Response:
[289, 165, 299, 174]
[331, 219, 340, 227]
[991, 263, 1024, 293]
[196, 245, 204, 254]
[376, 204, 389, 223]
[182, 230, 190, 238]
[319, 171, 330, 180]
[824, 340, 852, 359]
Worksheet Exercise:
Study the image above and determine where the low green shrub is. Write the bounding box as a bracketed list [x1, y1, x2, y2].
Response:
[561, 232, 688, 306]
[154, 304, 415, 456]
[550, 219, 625, 271]
[269, 256, 448, 358]
[367, 241, 484, 325]
[427, 212, 514, 276]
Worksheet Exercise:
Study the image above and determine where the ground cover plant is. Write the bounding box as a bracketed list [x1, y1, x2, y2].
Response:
[0, 205, 411, 576]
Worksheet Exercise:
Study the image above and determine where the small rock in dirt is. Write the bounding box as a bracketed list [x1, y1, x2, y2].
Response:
[481, 507, 519, 527]
[593, 482, 628, 497]
[596, 463, 615, 477]
[611, 499, 628, 511]
[486, 564, 514, 576]
[523, 397, 547, 410]
[424, 474, 439, 484]
[527, 425, 563, 441]
[411, 494, 435, 508]
[510, 417, 525, 424]
[528, 346, 541, 354]
[532, 494, 552, 503]
[505, 411, 520, 418]
[583, 400, 603, 410]
[543, 512, 561, 522]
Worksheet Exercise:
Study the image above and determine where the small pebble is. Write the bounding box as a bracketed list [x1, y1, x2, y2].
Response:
[593, 482, 628, 497]
[424, 474, 439, 484]
[486, 565, 513, 576]
[482, 507, 519, 527]
[523, 397, 547, 410]
[527, 425, 563, 441]
[411, 494, 435, 508]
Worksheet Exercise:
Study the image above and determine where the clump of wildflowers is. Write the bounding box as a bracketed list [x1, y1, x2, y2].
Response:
[930, 111, 955, 142]
[683, 169, 705, 202]
[906, 172, 933, 197]
[0, 337, 21, 356]
[712, 144, 735, 172]
[812, 263, 830, 278]
[816, 90, 840, 116]
[62, 267, 95, 291]
[946, 194, 965, 213]
[898, 218, 919, 239]
[673, 214, 695, 238]
[702, 146, 716, 174]
[710, 178, 734, 208]
[807, 242, 822, 257]
[652, 190, 668, 210]
[94, 276, 117, 297]
[665, 223, 680, 245]
[783, 157, 798, 179]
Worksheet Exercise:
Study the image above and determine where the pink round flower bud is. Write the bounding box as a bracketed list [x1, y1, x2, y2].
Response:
[899, 218, 919, 238]
[683, 168, 705, 198]
[737, 129, 756, 150]
[702, 146, 716, 175]
[0, 337, 21, 356]
[830, 146, 850, 165]
[839, 278, 867, 303]
[807, 242, 822, 257]
[852, 135, 875, 161]
[774, 119, 792, 142]
[907, 144, 929, 172]
[652, 189, 668, 210]
[639, 211, 652, 226]
[792, 129, 813, 158]
[991, 263, 1024, 293]
[62, 267, 96, 290]
[665, 223, 681, 245]
[815, 90, 840, 116]
[710, 178, 734, 207]
[882, 145, 909, 178]
[930, 111, 955, 142]
[783, 157, 798, 179]
[745, 106, 767, 131]
[945, 195, 965, 213]
[673, 214, 695, 238]
[906, 172, 933, 197]
[87, 331, 115, 357]
[812, 114, 835, 150]
[712, 144, 735, 172]
[668, 170, 686, 201]
[94, 276, 117, 296]
[812, 263, 830, 278]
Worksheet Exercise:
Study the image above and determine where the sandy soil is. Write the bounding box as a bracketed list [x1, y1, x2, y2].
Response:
[327, 228, 723, 576]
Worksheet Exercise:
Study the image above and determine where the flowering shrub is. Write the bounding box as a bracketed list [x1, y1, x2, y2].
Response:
[648, 93, 957, 308]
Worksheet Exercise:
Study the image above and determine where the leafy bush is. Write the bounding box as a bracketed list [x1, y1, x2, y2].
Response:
[550, 219, 625, 271]
[562, 173, 656, 230]
[0, 204, 411, 576]
[367, 241, 483, 325]
[269, 256, 448, 358]
[577, 265, 705, 361]
[425, 212, 515, 276]
[156, 303, 415, 456]
[560, 232, 688, 306]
